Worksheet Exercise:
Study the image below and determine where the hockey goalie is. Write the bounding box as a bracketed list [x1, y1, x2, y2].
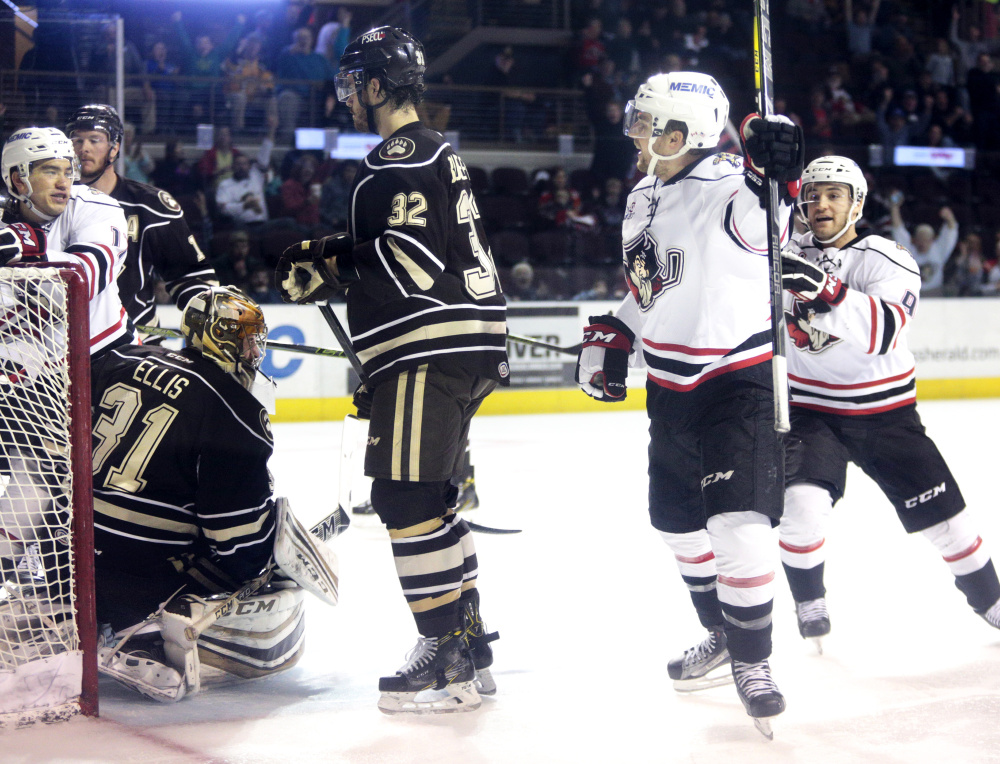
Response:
[90, 287, 344, 702]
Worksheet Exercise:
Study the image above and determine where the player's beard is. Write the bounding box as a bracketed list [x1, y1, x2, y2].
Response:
[80, 149, 114, 185]
[351, 102, 370, 133]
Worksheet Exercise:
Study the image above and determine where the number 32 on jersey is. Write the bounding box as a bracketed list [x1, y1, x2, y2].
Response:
[456, 189, 500, 299]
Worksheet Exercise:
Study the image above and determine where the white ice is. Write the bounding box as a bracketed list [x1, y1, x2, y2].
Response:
[8, 399, 1000, 763]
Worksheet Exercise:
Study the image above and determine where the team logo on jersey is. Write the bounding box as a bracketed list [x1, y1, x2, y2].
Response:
[713, 153, 742, 169]
[379, 137, 416, 161]
[158, 190, 181, 212]
[498, 361, 510, 379]
[785, 302, 841, 353]
[623, 229, 682, 311]
[259, 410, 273, 440]
[624, 200, 637, 221]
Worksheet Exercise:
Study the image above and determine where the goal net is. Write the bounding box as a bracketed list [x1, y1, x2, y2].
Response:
[0, 264, 97, 728]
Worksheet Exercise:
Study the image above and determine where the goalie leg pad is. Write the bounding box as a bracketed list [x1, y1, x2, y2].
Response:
[273, 497, 340, 605]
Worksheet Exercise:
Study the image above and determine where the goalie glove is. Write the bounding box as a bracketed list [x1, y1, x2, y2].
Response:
[276, 233, 358, 304]
[0, 222, 47, 265]
[576, 315, 635, 402]
[781, 251, 847, 309]
[740, 113, 804, 206]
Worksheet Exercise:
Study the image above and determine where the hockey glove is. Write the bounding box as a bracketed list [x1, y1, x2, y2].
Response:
[740, 113, 804, 207]
[576, 315, 635, 402]
[276, 233, 358, 304]
[0, 222, 47, 265]
[352, 382, 373, 420]
[781, 251, 847, 309]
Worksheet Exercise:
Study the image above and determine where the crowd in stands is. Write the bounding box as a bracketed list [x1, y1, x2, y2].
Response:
[7, 0, 1000, 299]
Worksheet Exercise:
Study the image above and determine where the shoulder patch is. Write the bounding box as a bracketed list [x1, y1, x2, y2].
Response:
[259, 409, 273, 440]
[713, 152, 743, 169]
[158, 190, 181, 212]
[379, 137, 416, 161]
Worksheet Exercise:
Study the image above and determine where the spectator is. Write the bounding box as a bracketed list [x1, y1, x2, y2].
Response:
[172, 11, 247, 120]
[592, 176, 627, 231]
[215, 117, 278, 227]
[197, 126, 243, 193]
[275, 27, 337, 144]
[889, 194, 959, 295]
[924, 123, 957, 183]
[320, 159, 358, 228]
[145, 40, 181, 132]
[280, 154, 322, 231]
[121, 122, 154, 184]
[537, 168, 594, 230]
[845, 0, 882, 60]
[926, 38, 956, 88]
[263, 1, 313, 70]
[948, 245, 987, 296]
[930, 87, 973, 143]
[634, 19, 660, 74]
[248, 266, 284, 304]
[606, 18, 641, 89]
[574, 18, 606, 76]
[589, 101, 635, 184]
[572, 276, 610, 300]
[965, 53, 1000, 149]
[225, 35, 277, 133]
[89, 23, 154, 134]
[949, 8, 1000, 84]
[484, 46, 539, 144]
[212, 230, 261, 293]
[877, 92, 930, 161]
[151, 138, 200, 197]
[824, 66, 861, 138]
[507, 261, 540, 301]
[681, 24, 711, 69]
[315, 7, 353, 67]
[803, 88, 834, 142]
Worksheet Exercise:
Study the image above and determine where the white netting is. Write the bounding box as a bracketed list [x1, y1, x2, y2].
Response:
[0, 266, 82, 726]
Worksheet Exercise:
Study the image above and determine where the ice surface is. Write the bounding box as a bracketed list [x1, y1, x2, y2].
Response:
[8, 400, 1000, 763]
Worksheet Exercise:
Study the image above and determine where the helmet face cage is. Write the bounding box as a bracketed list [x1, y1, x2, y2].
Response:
[337, 26, 426, 103]
[2, 127, 81, 203]
[623, 72, 729, 153]
[66, 104, 124, 148]
[181, 287, 268, 390]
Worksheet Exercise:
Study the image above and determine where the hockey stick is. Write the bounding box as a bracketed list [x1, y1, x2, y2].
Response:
[317, 302, 370, 385]
[137, 325, 347, 359]
[507, 332, 582, 357]
[183, 503, 350, 642]
[753, 0, 791, 434]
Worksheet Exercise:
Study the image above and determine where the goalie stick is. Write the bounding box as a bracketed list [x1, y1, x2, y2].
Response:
[753, 0, 791, 435]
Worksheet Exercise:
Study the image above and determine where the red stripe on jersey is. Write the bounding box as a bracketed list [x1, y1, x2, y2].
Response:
[867, 296, 878, 354]
[779, 539, 825, 554]
[791, 395, 917, 415]
[675, 551, 716, 564]
[729, 204, 768, 253]
[943, 537, 982, 563]
[90, 309, 126, 346]
[891, 303, 907, 351]
[643, 338, 732, 355]
[788, 367, 915, 390]
[647, 351, 771, 391]
[717, 571, 775, 588]
[75, 253, 97, 300]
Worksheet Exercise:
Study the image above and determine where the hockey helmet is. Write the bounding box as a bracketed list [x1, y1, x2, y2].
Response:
[181, 286, 268, 390]
[66, 104, 125, 149]
[798, 156, 868, 244]
[1, 127, 80, 212]
[623, 72, 729, 154]
[335, 26, 426, 103]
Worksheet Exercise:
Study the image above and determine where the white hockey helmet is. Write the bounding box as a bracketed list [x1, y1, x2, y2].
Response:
[624, 71, 729, 176]
[2, 127, 80, 218]
[799, 155, 868, 244]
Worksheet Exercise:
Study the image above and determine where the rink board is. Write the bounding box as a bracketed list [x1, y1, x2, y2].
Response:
[155, 299, 1000, 421]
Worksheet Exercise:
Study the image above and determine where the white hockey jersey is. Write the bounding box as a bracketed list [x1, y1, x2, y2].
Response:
[783, 231, 921, 414]
[39, 185, 133, 355]
[614, 152, 791, 392]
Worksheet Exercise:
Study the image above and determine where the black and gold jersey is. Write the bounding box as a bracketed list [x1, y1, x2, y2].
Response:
[341, 121, 509, 386]
[108, 176, 218, 337]
[90, 345, 275, 583]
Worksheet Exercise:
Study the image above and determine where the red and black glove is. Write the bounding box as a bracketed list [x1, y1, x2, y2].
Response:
[781, 251, 846, 312]
[740, 113, 804, 207]
[0, 222, 47, 266]
[576, 315, 635, 401]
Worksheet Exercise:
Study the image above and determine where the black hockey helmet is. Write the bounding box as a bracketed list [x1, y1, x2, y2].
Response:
[335, 26, 426, 103]
[66, 104, 124, 148]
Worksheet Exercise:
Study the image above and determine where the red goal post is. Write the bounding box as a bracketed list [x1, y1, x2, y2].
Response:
[0, 263, 98, 727]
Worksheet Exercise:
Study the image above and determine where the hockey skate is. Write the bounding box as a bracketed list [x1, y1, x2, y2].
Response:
[981, 598, 1000, 629]
[377, 628, 481, 714]
[463, 599, 499, 696]
[795, 598, 831, 654]
[732, 659, 785, 740]
[98, 634, 186, 703]
[667, 628, 733, 692]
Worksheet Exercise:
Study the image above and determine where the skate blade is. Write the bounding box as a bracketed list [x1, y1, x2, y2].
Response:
[672, 672, 734, 693]
[475, 668, 496, 696]
[378, 681, 482, 715]
[753, 717, 774, 740]
[808, 635, 824, 656]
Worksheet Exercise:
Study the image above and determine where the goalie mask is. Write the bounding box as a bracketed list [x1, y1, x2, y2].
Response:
[181, 286, 268, 390]
[798, 156, 868, 244]
[336, 26, 426, 130]
[1, 127, 80, 220]
[623, 72, 729, 177]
